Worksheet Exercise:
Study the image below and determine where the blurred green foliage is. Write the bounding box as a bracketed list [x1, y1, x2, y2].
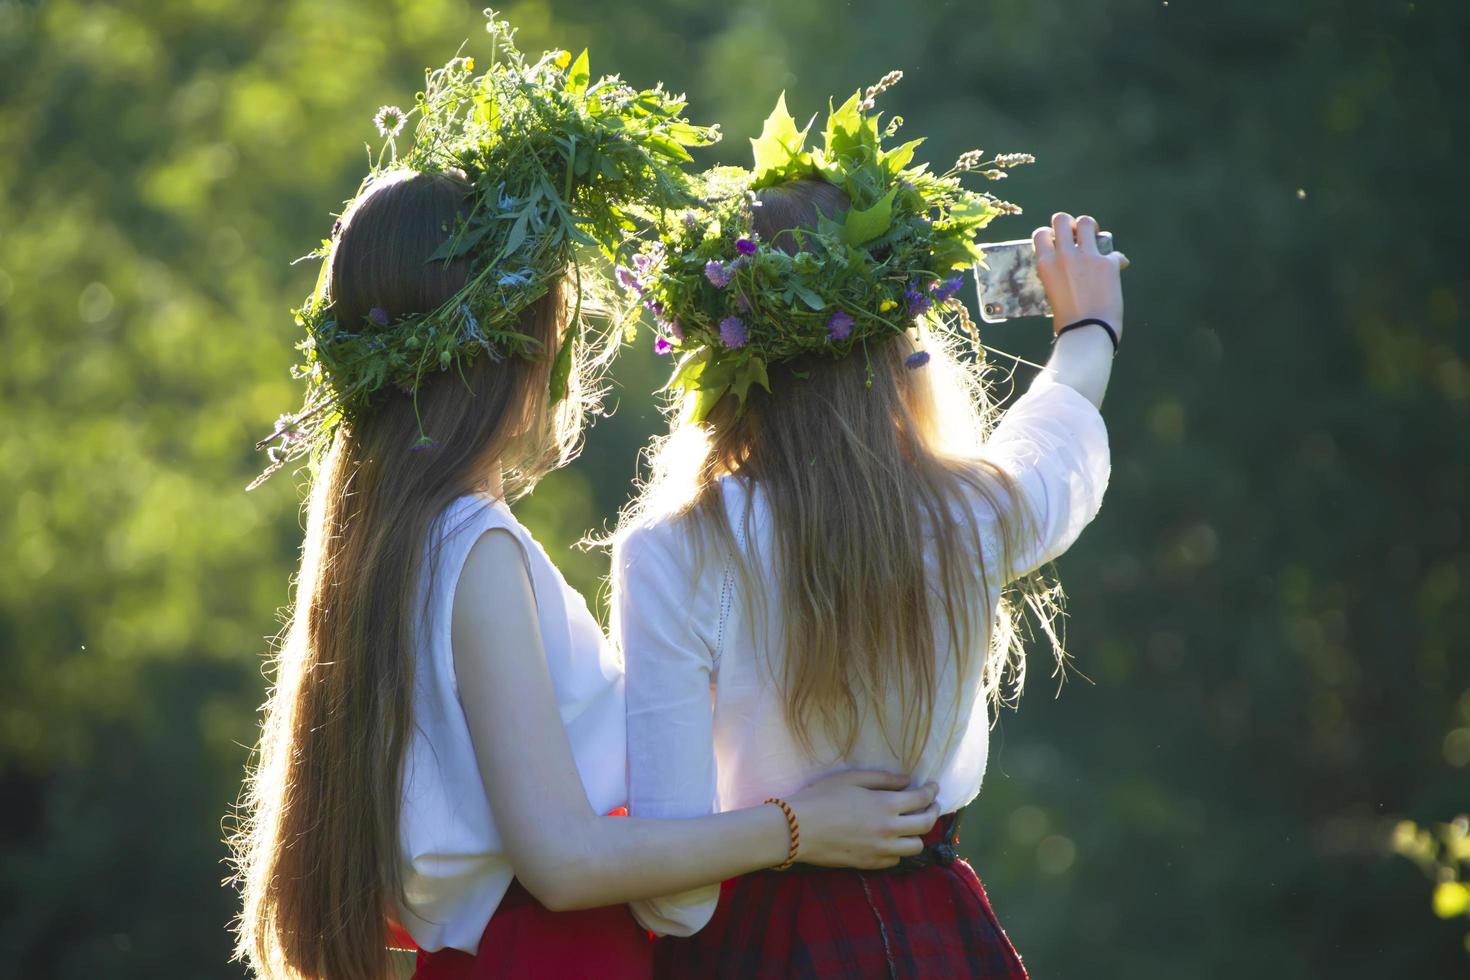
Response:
[0, 0, 1465, 976]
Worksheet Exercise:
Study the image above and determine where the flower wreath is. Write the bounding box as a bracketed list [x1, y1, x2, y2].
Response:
[620, 72, 1032, 421]
[250, 11, 718, 489]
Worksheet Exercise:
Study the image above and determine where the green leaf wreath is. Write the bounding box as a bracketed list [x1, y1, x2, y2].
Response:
[619, 72, 1032, 421]
[250, 10, 718, 489]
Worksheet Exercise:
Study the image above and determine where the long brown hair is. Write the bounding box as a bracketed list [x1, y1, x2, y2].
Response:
[621, 178, 1062, 766]
[230, 170, 603, 979]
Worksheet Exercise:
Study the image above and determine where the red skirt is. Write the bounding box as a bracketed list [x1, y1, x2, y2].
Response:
[410, 878, 652, 980]
[652, 815, 1027, 979]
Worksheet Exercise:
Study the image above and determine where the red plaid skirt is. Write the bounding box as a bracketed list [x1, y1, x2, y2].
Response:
[652, 815, 1027, 979]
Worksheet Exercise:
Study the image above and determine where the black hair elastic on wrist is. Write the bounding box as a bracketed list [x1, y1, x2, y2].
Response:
[1054, 317, 1119, 354]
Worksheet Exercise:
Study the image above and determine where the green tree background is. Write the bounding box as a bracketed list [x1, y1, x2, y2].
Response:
[1, 0, 1466, 976]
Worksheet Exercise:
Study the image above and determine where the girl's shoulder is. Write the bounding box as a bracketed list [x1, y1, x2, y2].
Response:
[612, 507, 692, 575]
[432, 492, 517, 548]
[425, 492, 549, 586]
[612, 489, 737, 590]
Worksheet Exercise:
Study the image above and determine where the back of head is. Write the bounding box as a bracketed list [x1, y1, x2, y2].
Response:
[329, 170, 475, 331]
[648, 178, 1016, 767]
[325, 168, 582, 498]
[749, 178, 852, 255]
[232, 169, 577, 979]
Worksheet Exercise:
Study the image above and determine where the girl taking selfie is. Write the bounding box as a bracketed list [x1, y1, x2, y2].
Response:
[614, 82, 1129, 977]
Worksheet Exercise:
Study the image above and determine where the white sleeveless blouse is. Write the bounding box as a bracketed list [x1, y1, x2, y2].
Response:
[396, 494, 627, 953]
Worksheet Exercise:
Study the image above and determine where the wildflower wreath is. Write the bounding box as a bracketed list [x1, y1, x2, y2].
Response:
[619, 73, 1031, 421]
[250, 11, 718, 489]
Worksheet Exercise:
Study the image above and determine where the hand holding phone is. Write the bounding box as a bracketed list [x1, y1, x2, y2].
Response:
[974, 218, 1125, 324]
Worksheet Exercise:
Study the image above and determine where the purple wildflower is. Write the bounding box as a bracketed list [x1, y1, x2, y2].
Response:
[826, 310, 855, 341]
[658, 316, 684, 340]
[719, 315, 748, 349]
[735, 237, 757, 256]
[644, 298, 665, 316]
[931, 276, 965, 303]
[272, 413, 303, 444]
[735, 292, 751, 313]
[704, 260, 731, 288]
[904, 288, 932, 317]
[905, 350, 931, 369]
[368, 306, 391, 327]
[615, 265, 643, 294]
[654, 336, 673, 355]
[633, 252, 655, 274]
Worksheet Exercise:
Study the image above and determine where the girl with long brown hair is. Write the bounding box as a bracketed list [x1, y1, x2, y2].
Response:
[229, 31, 937, 980]
[613, 86, 1129, 976]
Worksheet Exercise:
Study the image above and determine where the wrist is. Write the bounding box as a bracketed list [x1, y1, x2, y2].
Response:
[737, 800, 793, 871]
[1052, 322, 1118, 358]
[1052, 311, 1123, 337]
[1053, 317, 1119, 354]
[763, 798, 801, 870]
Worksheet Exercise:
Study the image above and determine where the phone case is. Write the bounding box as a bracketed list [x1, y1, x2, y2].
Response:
[973, 232, 1114, 323]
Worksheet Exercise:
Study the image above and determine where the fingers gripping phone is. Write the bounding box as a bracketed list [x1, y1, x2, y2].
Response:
[973, 231, 1114, 323]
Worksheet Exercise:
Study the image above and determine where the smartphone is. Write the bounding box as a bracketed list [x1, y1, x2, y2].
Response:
[973, 231, 1114, 323]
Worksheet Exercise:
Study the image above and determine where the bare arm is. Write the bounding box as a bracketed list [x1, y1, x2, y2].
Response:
[452, 529, 936, 912]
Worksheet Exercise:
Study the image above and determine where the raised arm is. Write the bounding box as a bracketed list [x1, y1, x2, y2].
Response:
[451, 529, 936, 914]
[1033, 211, 1130, 408]
[976, 212, 1126, 579]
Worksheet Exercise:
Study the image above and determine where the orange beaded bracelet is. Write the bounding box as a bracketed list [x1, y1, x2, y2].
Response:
[764, 797, 800, 871]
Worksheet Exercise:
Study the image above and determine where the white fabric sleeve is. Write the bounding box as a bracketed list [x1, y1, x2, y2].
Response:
[978, 375, 1112, 580]
[612, 526, 722, 936]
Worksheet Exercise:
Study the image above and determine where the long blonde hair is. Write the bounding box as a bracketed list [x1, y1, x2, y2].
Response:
[620, 178, 1065, 767]
[228, 171, 608, 979]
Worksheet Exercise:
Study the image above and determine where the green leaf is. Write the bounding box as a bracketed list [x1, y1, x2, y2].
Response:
[427, 220, 491, 262]
[547, 331, 575, 405]
[689, 357, 737, 421]
[823, 92, 864, 158]
[565, 223, 598, 248]
[664, 348, 710, 393]
[693, 380, 731, 421]
[750, 92, 813, 184]
[881, 137, 925, 176]
[667, 121, 715, 146]
[643, 130, 695, 164]
[503, 209, 531, 257]
[473, 87, 500, 130]
[729, 356, 770, 404]
[566, 49, 590, 97]
[310, 250, 331, 299]
[842, 185, 898, 245]
[634, 91, 670, 114]
[791, 283, 826, 310]
[948, 196, 998, 227]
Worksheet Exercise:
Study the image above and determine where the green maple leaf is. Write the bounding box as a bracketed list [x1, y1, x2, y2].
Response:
[750, 92, 814, 187]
